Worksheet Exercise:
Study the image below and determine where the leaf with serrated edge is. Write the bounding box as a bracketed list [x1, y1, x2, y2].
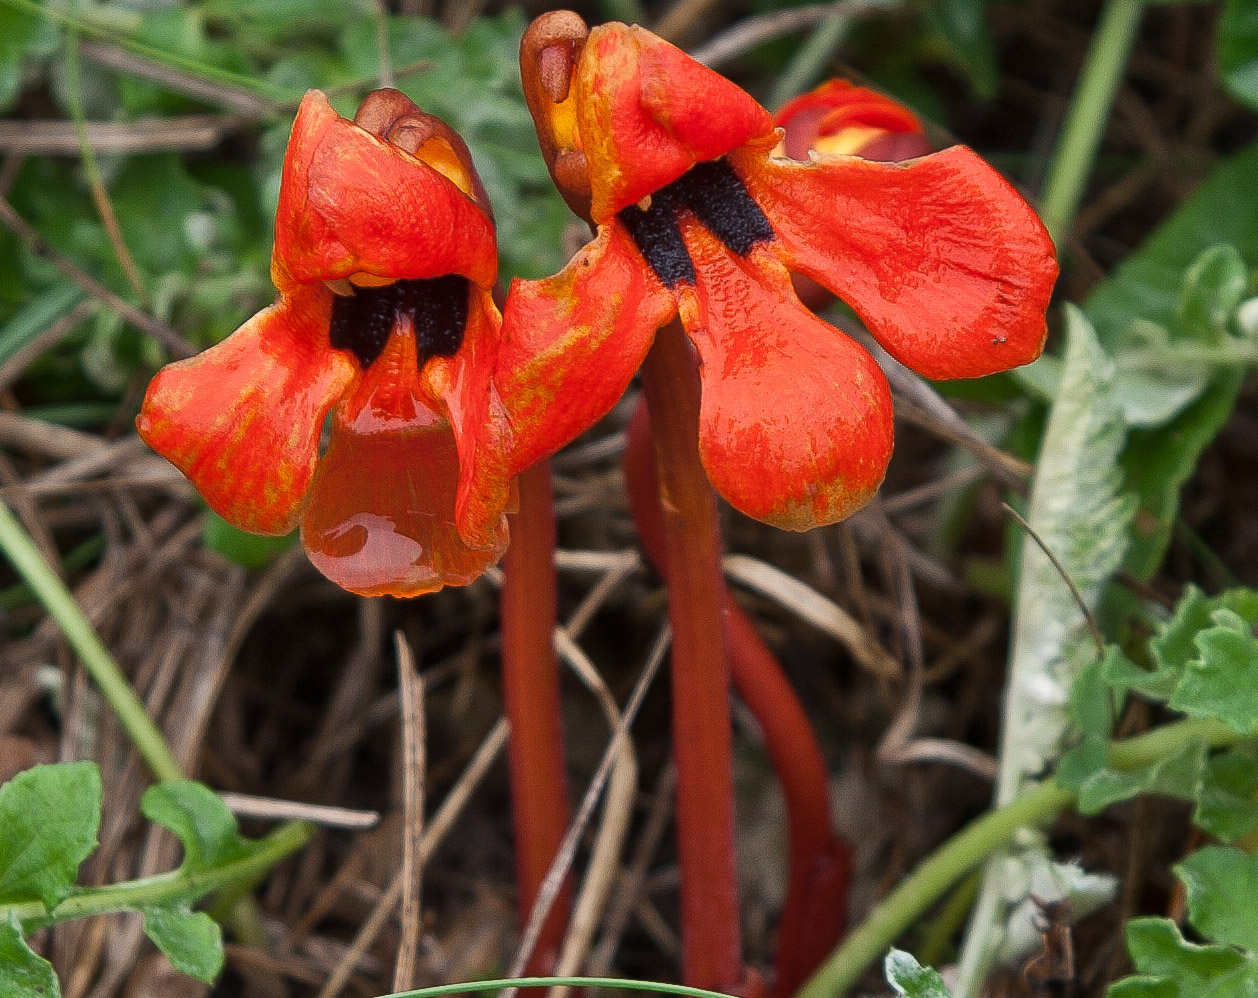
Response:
[142, 905, 224, 984]
[1194, 748, 1258, 842]
[141, 781, 253, 873]
[885, 949, 952, 997]
[1178, 847, 1258, 952]
[1169, 608, 1258, 734]
[0, 913, 61, 998]
[0, 763, 101, 910]
[1109, 917, 1255, 998]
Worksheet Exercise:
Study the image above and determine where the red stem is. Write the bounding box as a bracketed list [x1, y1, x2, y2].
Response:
[639, 322, 743, 991]
[500, 458, 571, 973]
[625, 398, 849, 997]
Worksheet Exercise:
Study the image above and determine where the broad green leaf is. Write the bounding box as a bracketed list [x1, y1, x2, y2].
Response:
[0, 914, 60, 998]
[202, 513, 296, 570]
[1086, 141, 1258, 343]
[1219, 0, 1258, 113]
[1119, 370, 1246, 580]
[1178, 847, 1258, 951]
[142, 906, 224, 984]
[1084, 143, 1258, 582]
[0, 763, 100, 910]
[1194, 748, 1258, 842]
[885, 949, 952, 997]
[1169, 608, 1258, 733]
[141, 781, 254, 873]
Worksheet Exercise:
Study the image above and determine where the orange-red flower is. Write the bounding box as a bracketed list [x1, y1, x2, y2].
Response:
[774, 79, 932, 162]
[487, 12, 1057, 531]
[137, 89, 512, 596]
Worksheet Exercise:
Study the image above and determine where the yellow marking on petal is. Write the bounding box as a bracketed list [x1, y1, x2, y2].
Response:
[813, 126, 886, 157]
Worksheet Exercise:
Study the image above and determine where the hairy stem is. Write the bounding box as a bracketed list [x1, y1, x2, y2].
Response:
[501, 459, 572, 972]
[793, 715, 1250, 998]
[639, 323, 742, 990]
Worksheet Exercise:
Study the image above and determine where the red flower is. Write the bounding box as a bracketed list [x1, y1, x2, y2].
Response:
[484, 12, 1057, 530]
[137, 89, 512, 596]
[774, 79, 933, 162]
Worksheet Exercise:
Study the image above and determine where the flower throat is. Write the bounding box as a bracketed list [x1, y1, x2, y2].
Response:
[617, 160, 774, 290]
[330, 274, 470, 369]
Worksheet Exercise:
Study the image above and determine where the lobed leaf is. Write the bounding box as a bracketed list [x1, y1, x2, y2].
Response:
[141, 780, 256, 872]
[142, 905, 224, 984]
[0, 763, 101, 911]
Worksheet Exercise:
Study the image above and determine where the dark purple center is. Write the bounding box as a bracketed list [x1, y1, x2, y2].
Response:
[329, 274, 470, 370]
[616, 159, 774, 290]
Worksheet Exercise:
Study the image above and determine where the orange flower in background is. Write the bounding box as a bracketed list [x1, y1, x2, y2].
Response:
[774, 78, 932, 162]
[487, 12, 1057, 531]
[137, 89, 512, 596]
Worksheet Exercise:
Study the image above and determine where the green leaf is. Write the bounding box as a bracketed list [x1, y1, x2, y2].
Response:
[1087, 141, 1258, 344]
[1073, 737, 1207, 815]
[884, 949, 952, 997]
[994, 307, 1134, 805]
[1169, 608, 1258, 734]
[1112, 918, 1250, 997]
[0, 7, 59, 113]
[1174, 245, 1249, 341]
[0, 763, 101, 910]
[141, 781, 254, 873]
[0, 912, 60, 998]
[921, 0, 999, 98]
[202, 513, 296, 570]
[1119, 371, 1246, 580]
[141, 906, 224, 984]
[0, 283, 86, 369]
[1179, 847, 1258, 951]
[1219, 0, 1258, 113]
[1194, 748, 1258, 842]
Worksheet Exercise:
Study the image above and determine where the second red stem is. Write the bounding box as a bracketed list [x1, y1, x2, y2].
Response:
[501, 458, 571, 973]
[625, 397, 849, 998]
[640, 321, 744, 991]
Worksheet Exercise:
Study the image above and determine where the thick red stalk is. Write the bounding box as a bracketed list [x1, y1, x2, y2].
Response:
[639, 321, 743, 991]
[624, 400, 850, 997]
[501, 458, 571, 972]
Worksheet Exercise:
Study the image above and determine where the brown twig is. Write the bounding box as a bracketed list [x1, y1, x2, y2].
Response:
[393, 631, 426, 993]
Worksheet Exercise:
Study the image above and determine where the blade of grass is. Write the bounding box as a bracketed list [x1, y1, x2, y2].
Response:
[1038, 0, 1146, 245]
[0, 496, 182, 783]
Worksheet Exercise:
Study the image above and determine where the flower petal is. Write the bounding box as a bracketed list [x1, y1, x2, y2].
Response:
[136, 289, 354, 535]
[734, 145, 1056, 380]
[579, 24, 774, 221]
[774, 80, 925, 161]
[275, 90, 497, 289]
[301, 324, 508, 597]
[419, 286, 515, 551]
[676, 221, 894, 530]
[496, 222, 677, 477]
